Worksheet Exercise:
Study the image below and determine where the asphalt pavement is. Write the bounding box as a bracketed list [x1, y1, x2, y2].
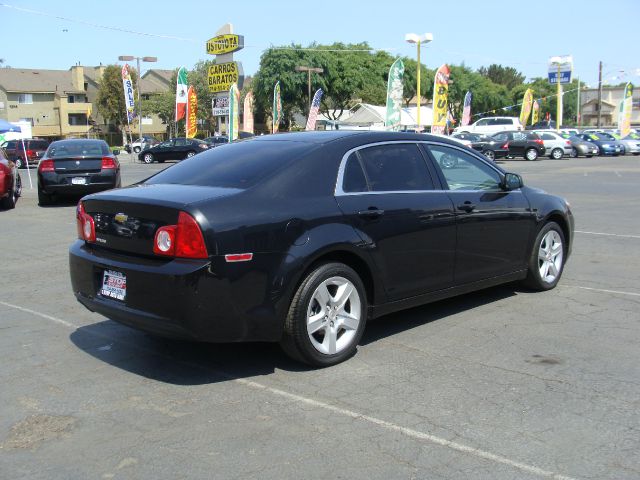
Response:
[1, 153, 639, 479]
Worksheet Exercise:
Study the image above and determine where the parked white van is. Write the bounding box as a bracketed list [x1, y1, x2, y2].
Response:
[453, 117, 523, 136]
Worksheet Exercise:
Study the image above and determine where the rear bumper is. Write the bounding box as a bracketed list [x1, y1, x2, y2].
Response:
[69, 241, 288, 342]
[39, 171, 119, 194]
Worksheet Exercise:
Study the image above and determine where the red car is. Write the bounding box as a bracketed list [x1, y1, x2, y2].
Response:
[0, 147, 22, 209]
[5, 138, 49, 168]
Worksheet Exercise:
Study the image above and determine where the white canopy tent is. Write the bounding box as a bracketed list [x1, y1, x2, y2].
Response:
[334, 103, 434, 130]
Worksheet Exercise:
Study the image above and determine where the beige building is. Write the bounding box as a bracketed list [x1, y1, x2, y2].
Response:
[580, 85, 640, 127]
[0, 65, 174, 143]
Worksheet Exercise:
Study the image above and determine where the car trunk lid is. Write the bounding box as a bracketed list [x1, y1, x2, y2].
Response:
[81, 184, 241, 256]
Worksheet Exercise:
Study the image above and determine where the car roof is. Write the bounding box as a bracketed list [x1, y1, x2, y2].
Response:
[250, 130, 465, 147]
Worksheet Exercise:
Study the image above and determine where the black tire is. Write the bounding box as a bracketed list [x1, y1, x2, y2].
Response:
[586, 155, 593, 158]
[570, 147, 578, 158]
[550, 148, 564, 160]
[525, 148, 539, 161]
[142, 153, 154, 164]
[523, 222, 566, 291]
[280, 262, 368, 367]
[133, 146, 141, 154]
[38, 187, 53, 206]
[483, 149, 496, 161]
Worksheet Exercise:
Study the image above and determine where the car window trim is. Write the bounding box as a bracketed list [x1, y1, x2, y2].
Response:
[335, 140, 443, 196]
[420, 141, 512, 193]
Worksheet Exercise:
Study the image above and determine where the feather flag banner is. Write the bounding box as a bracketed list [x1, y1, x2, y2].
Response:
[185, 86, 197, 138]
[430, 64, 450, 134]
[272, 81, 282, 134]
[305, 88, 324, 131]
[384, 59, 404, 131]
[175, 67, 188, 121]
[461, 91, 472, 127]
[243, 91, 254, 134]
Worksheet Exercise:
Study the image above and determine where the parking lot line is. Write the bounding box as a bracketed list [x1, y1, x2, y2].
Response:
[575, 230, 640, 239]
[565, 286, 640, 298]
[0, 298, 580, 480]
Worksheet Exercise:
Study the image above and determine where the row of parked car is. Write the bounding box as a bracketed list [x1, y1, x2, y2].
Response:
[449, 117, 640, 161]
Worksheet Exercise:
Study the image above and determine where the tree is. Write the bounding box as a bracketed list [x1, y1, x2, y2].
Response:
[478, 64, 525, 90]
[96, 65, 138, 144]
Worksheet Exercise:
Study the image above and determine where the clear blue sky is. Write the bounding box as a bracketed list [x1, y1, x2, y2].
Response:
[1, 0, 638, 87]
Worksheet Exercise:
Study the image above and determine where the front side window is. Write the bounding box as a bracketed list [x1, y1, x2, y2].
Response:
[428, 145, 502, 191]
[476, 119, 488, 126]
[355, 143, 434, 192]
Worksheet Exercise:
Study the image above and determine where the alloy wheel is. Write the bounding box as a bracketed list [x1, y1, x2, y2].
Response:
[538, 230, 563, 284]
[306, 276, 361, 355]
[143, 153, 154, 164]
[525, 148, 538, 161]
[484, 150, 495, 161]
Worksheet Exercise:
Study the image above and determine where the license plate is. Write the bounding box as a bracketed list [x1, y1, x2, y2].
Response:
[72, 177, 86, 185]
[100, 270, 127, 301]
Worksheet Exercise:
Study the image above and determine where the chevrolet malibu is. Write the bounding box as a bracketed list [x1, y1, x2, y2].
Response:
[69, 131, 574, 367]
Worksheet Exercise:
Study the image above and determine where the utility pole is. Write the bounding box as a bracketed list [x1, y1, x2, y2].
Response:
[576, 77, 581, 126]
[597, 61, 603, 128]
[295, 66, 323, 115]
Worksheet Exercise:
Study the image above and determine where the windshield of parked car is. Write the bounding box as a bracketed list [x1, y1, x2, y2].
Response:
[46, 141, 110, 157]
[145, 140, 312, 189]
[588, 134, 601, 141]
[626, 133, 640, 140]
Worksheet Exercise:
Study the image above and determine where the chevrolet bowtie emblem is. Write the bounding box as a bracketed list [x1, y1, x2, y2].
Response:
[114, 213, 128, 223]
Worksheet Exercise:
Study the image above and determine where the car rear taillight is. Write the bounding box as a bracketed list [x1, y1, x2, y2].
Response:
[26, 149, 35, 158]
[76, 201, 96, 242]
[501, 142, 509, 149]
[101, 157, 117, 169]
[39, 159, 55, 172]
[153, 211, 208, 259]
[534, 139, 544, 145]
[565, 140, 572, 146]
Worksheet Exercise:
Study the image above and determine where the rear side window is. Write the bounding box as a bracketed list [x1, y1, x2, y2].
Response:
[146, 140, 311, 189]
[356, 143, 434, 192]
[342, 153, 368, 193]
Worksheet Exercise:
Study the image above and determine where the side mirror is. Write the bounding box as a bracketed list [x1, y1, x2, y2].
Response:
[112, 149, 120, 156]
[502, 172, 523, 191]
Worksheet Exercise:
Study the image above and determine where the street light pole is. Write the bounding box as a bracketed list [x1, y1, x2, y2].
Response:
[118, 55, 157, 143]
[295, 66, 324, 115]
[405, 33, 433, 131]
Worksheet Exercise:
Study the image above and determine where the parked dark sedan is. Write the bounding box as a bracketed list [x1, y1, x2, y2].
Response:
[576, 133, 624, 156]
[69, 131, 574, 366]
[138, 137, 210, 163]
[38, 139, 121, 205]
[203, 135, 229, 147]
[492, 131, 546, 160]
[0, 149, 22, 209]
[452, 132, 509, 161]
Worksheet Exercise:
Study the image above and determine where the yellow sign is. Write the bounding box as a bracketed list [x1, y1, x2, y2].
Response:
[207, 62, 244, 93]
[206, 34, 244, 55]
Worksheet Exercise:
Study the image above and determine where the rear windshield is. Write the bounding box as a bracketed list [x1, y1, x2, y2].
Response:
[47, 141, 110, 157]
[145, 140, 313, 189]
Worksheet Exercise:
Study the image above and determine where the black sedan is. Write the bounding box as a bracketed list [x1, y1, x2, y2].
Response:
[38, 139, 121, 206]
[138, 137, 210, 164]
[452, 132, 509, 161]
[69, 131, 574, 366]
[492, 131, 546, 160]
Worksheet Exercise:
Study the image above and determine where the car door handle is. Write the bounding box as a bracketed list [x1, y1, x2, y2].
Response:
[357, 208, 385, 218]
[457, 202, 476, 213]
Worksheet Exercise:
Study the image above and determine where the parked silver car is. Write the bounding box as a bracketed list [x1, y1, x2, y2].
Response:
[533, 130, 573, 159]
[559, 133, 600, 157]
[618, 133, 640, 155]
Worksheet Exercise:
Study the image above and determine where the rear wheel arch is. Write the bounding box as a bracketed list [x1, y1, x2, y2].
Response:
[295, 249, 378, 312]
